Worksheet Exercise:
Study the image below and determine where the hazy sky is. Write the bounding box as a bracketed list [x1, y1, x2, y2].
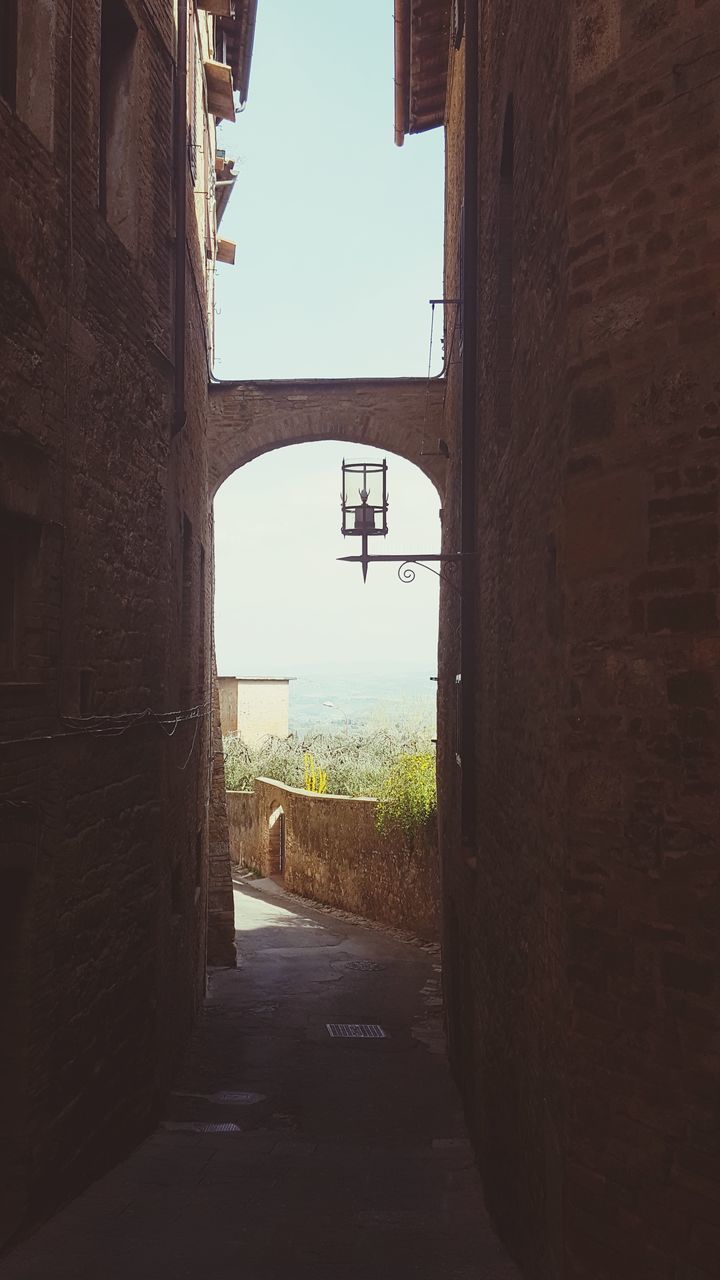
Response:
[213, 0, 445, 676]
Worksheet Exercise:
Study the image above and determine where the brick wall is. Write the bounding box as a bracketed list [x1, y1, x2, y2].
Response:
[208, 668, 237, 967]
[563, 4, 720, 1276]
[438, 2, 720, 1278]
[208, 377, 448, 497]
[0, 0, 220, 1244]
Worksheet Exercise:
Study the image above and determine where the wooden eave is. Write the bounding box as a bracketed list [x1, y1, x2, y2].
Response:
[394, 0, 450, 146]
[204, 59, 235, 122]
[219, 0, 258, 104]
[217, 238, 236, 265]
[197, 0, 233, 15]
[215, 160, 237, 226]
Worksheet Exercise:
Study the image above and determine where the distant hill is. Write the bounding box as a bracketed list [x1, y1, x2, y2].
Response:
[287, 661, 437, 734]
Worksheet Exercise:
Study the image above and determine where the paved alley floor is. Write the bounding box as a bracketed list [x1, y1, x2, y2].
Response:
[1, 878, 520, 1280]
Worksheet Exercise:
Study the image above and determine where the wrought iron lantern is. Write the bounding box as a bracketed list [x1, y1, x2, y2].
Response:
[341, 460, 388, 581]
[339, 457, 465, 584]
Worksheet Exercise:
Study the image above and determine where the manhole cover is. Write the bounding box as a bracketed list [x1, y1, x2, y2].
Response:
[341, 960, 387, 973]
[326, 1023, 386, 1039]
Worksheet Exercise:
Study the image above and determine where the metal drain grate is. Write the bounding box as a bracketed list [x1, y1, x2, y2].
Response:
[162, 1121, 241, 1134]
[341, 960, 387, 973]
[326, 1023, 386, 1039]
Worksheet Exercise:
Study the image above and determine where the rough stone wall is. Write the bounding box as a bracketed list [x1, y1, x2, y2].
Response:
[217, 674, 240, 736]
[208, 377, 448, 497]
[563, 4, 720, 1277]
[440, 4, 569, 1274]
[0, 0, 217, 1245]
[231, 780, 440, 940]
[207, 671, 237, 966]
[438, 3, 720, 1279]
[226, 790, 260, 868]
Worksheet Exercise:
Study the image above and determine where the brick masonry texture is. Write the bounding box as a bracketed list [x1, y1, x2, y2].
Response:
[228, 779, 440, 940]
[208, 377, 448, 497]
[0, 0, 219, 1246]
[437, 3, 720, 1279]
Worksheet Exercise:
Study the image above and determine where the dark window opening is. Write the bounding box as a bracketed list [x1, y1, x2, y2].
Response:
[0, 512, 41, 677]
[99, 0, 137, 234]
[498, 94, 514, 443]
[180, 513, 194, 701]
[171, 861, 183, 915]
[195, 827, 203, 889]
[0, 0, 18, 109]
[457, 199, 465, 360]
[198, 541, 206, 692]
[0, 867, 30, 1247]
[185, 56, 197, 180]
[187, 18, 198, 183]
[452, 0, 465, 49]
[79, 668, 95, 715]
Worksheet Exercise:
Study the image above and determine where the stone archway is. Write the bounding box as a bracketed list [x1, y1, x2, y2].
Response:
[205, 374, 447, 966]
[208, 377, 448, 498]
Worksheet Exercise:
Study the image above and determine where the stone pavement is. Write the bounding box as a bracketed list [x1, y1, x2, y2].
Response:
[1, 877, 521, 1279]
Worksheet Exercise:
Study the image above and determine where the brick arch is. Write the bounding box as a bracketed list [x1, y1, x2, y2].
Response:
[208, 377, 448, 498]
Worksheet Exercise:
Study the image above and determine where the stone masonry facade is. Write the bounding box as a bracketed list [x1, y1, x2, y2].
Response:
[227, 779, 440, 940]
[424, 2, 720, 1278]
[0, 0, 244, 1246]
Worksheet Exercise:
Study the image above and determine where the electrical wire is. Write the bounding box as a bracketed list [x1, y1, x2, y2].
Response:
[1, 702, 209, 749]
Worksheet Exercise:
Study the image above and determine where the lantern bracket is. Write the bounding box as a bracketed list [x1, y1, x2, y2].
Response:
[338, 549, 471, 585]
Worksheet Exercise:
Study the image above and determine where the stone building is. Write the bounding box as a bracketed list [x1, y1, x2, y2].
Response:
[395, 2, 720, 1278]
[0, 0, 254, 1246]
[217, 674, 292, 742]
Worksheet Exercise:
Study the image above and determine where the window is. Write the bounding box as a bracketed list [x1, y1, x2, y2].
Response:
[452, 0, 465, 49]
[498, 95, 514, 443]
[17, 0, 56, 149]
[1, 1, 56, 148]
[0, 0, 18, 109]
[188, 19, 198, 183]
[180, 513, 195, 701]
[0, 512, 41, 677]
[198, 541, 206, 692]
[99, 0, 138, 247]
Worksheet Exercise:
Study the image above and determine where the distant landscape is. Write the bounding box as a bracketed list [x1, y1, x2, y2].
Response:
[283, 660, 437, 734]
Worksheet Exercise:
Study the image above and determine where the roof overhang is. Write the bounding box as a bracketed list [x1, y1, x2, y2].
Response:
[393, 0, 450, 147]
[215, 155, 237, 226]
[205, 59, 236, 121]
[220, 0, 258, 105]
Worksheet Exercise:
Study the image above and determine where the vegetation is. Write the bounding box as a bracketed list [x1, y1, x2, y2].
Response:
[303, 752, 328, 794]
[375, 751, 437, 838]
[222, 717, 437, 835]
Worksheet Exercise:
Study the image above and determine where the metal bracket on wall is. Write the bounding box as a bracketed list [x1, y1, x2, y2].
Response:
[338, 550, 473, 587]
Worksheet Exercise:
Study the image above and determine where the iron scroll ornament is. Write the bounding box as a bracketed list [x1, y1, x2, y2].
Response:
[397, 559, 460, 589]
[337, 552, 466, 589]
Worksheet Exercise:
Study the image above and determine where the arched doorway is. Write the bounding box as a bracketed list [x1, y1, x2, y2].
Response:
[268, 806, 285, 876]
[207, 437, 442, 954]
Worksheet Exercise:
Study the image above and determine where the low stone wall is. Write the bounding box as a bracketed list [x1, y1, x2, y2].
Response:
[226, 791, 260, 870]
[207, 666, 237, 967]
[228, 778, 439, 940]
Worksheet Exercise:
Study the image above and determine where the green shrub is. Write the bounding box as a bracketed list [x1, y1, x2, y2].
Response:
[222, 719, 435, 811]
[375, 751, 437, 837]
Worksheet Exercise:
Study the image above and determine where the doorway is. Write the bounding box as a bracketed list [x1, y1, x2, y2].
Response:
[268, 807, 285, 876]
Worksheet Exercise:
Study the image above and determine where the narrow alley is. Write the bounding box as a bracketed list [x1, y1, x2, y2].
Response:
[1, 879, 520, 1280]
